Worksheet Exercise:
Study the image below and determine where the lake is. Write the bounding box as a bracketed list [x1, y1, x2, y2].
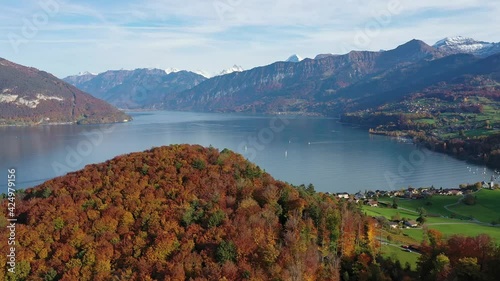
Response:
[0, 111, 496, 193]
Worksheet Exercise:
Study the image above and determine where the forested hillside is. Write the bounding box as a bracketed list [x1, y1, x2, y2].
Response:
[0, 58, 130, 126]
[0, 145, 379, 281]
[3, 145, 500, 280]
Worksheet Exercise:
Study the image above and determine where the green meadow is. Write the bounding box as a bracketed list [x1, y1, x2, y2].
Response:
[363, 195, 500, 270]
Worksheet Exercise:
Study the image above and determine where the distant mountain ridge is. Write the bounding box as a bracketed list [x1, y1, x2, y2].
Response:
[64, 71, 97, 87]
[433, 36, 500, 57]
[63, 36, 500, 114]
[163, 39, 442, 114]
[159, 37, 500, 115]
[0, 58, 130, 126]
[333, 53, 500, 111]
[63, 68, 206, 109]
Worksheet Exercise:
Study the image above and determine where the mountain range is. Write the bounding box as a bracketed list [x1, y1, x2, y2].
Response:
[0, 58, 130, 126]
[163, 39, 444, 114]
[63, 65, 247, 109]
[63, 37, 500, 113]
[63, 69, 206, 109]
[164, 37, 499, 114]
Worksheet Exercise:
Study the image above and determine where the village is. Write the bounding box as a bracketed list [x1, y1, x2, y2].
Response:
[331, 178, 499, 230]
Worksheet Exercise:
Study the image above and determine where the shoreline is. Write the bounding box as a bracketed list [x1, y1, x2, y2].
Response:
[368, 129, 500, 171]
[0, 119, 131, 127]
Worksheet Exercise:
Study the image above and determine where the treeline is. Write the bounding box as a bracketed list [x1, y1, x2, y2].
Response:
[341, 112, 437, 131]
[341, 111, 500, 169]
[417, 230, 500, 281]
[415, 133, 500, 169]
[372, 230, 500, 281]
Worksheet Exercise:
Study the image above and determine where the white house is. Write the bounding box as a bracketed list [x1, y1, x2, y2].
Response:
[337, 192, 350, 199]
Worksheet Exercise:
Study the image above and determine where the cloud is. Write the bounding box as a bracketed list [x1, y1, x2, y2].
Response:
[0, 0, 498, 77]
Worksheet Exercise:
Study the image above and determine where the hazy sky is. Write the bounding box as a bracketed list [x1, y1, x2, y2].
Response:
[0, 0, 498, 78]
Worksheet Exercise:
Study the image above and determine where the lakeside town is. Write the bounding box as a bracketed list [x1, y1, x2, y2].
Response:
[333, 176, 498, 202]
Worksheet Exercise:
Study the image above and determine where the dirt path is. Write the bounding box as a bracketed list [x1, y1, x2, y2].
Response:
[443, 192, 488, 224]
[443, 195, 462, 213]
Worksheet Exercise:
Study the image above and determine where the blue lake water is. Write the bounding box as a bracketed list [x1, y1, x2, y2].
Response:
[0, 111, 496, 193]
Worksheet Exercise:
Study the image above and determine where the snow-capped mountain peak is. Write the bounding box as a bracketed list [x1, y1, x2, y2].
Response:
[285, 54, 303, 63]
[77, 71, 97, 76]
[193, 70, 213, 78]
[219, 65, 244, 76]
[193, 65, 244, 78]
[62, 71, 98, 84]
[433, 36, 499, 57]
[164, 68, 180, 75]
[435, 36, 475, 45]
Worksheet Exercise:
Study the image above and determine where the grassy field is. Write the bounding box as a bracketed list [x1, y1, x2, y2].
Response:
[362, 206, 500, 243]
[425, 223, 500, 241]
[379, 190, 500, 223]
[380, 244, 419, 270]
[364, 198, 500, 270]
[464, 128, 499, 137]
[378, 195, 465, 218]
[414, 118, 436, 125]
[447, 189, 500, 223]
[383, 96, 500, 139]
[363, 206, 418, 220]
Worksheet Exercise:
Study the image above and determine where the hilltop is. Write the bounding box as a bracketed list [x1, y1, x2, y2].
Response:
[0, 145, 378, 280]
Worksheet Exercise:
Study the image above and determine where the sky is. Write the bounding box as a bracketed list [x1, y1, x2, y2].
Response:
[0, 0, 499, 78]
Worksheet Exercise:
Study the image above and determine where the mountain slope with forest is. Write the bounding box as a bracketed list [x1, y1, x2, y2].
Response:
[333, 53, 500, 111]
[0, 58, 130, 126]
[164, 40, 441, 114]
[340, 53, 500, 169]
[160, 38, 500, 117]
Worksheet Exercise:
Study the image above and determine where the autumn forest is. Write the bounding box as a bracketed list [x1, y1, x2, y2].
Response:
[1, 145, 500, 280]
